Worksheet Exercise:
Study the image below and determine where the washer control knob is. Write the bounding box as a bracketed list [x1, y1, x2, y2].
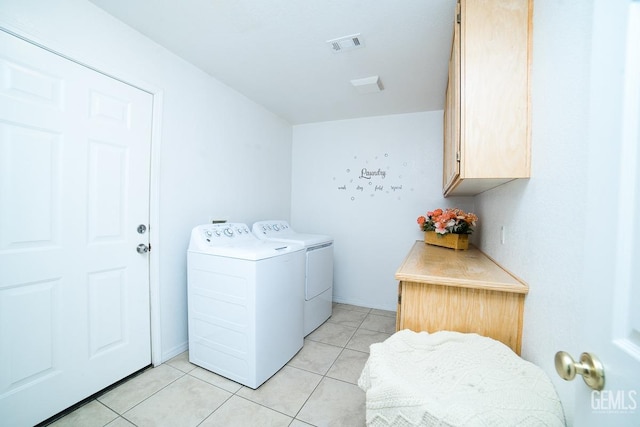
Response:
[204, 230, 212, 237]
[224, 228, 234, 237]
[273, 224, 280, 231]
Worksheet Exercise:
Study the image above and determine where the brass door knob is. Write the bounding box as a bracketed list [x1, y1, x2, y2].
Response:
[554, 351, 605, 391]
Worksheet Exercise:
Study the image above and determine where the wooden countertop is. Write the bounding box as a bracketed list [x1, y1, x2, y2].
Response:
[395, 241, 529, 294]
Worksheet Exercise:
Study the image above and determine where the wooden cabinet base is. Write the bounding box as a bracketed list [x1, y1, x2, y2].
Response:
[397, 281, 524, 354]
[395, 242, 528, 355]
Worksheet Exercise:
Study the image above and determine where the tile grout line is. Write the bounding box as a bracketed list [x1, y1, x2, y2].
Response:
[192, 386, 236, 427]
[289, 305, 377, 426]
[106, 368, 189, 426]
[290, 332, 351, 425]
[86, 304, 394, 427]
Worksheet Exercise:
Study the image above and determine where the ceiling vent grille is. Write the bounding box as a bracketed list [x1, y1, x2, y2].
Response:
[327, 34, 363, 53]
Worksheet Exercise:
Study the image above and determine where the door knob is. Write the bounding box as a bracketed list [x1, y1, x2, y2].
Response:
[554, 351, 605, 391]
[136, 243, 149, 254]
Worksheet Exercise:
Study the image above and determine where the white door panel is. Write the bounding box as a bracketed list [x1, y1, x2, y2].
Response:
[576, 1, 640, 425]
[0, 30, 152, 426]
[0, 125, 61, 251]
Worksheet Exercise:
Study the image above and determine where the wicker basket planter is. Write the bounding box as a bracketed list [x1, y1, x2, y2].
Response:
[424, 231, 469, 250]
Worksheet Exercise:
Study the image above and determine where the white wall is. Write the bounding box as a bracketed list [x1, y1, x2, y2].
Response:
[292, 112, 474, 311]
[472, 1, 593, 424]
[0, 0, 294, 362]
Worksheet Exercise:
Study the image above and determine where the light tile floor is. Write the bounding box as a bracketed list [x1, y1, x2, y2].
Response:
[47, 303, 396, 427]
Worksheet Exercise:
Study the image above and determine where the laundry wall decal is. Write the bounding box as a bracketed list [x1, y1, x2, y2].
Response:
[333, 152, 411, 201]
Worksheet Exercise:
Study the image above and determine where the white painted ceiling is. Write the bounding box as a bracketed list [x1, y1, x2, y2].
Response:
[88, 0, 455, 124]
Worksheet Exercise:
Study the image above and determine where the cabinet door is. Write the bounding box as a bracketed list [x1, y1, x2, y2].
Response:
[443, 2, 460, 193]
[460, 0, 530, 179]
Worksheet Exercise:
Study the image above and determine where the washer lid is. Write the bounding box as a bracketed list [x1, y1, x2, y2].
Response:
[188, 223, 304, 260]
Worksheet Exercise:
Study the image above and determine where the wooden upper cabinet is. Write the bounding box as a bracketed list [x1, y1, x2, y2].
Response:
[443, 1, 460, 192]
[443, 0, 533, 197]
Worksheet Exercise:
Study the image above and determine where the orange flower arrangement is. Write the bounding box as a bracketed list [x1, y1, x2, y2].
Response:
[417, 208, 478, 235]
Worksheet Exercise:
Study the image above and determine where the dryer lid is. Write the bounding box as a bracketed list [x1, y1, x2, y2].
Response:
[252, 220, 333, 246]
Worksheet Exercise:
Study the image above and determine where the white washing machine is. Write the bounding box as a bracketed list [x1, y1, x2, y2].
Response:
[252, 220, 333, 336]
[187, 222, 305, 389]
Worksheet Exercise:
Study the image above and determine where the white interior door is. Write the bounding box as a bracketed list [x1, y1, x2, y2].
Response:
[576, 1, 640, 425]
[0, 31, 153, 426]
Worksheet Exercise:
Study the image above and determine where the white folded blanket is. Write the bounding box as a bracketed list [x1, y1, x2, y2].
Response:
[358, 330, 565, 426]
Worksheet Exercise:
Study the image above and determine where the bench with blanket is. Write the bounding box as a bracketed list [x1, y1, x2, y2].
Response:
[358, 330, 565, 426]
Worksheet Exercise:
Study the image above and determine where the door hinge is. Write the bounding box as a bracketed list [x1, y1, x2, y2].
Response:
[456, 151, 461, 162]
[397, 294, 402, 304]
[457, 13, 461, 24]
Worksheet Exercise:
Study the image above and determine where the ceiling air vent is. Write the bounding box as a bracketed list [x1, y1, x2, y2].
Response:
[327, 34, 363, 53]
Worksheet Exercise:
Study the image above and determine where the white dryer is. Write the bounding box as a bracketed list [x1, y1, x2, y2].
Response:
[252, 220, 333, 336]
[187, 223, 305, 389]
